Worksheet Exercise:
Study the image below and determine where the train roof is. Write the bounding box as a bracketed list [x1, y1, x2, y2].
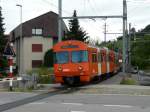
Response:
[53, 40, 121, 54]
[53, 40, 88, 51]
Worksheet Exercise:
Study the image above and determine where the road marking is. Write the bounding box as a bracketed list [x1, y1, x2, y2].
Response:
[75, 93, 150, 97]
[62, 103, 83, 106]
[103, 104, 133, 108]
[29, 102, 46, 105]
[70, 110, 86, 112]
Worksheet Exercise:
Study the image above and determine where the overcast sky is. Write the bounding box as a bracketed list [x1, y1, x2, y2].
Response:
[0, 0, 150, 42]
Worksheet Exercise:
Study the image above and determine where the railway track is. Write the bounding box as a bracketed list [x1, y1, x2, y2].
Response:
[0, 86, 80, 112]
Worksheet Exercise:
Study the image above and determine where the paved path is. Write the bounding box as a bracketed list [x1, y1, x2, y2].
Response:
[0, 92, 38, 105]
[100, 72, 139, 85]
[100, 73, 123, 84]
[4, 94, 150, 112]
[0, 72, 149, 112]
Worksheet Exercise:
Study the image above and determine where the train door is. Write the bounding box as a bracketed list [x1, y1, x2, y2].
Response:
[101, 50, 107, 75]
[98, 52, 102, 76]
[109, 52, 113, 73]
[109, 51, 115, 73]
[91, 52, 98, 77]
[106, 49, 110, 74]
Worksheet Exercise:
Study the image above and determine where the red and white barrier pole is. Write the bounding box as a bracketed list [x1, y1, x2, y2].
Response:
[8, 56, 13, 78]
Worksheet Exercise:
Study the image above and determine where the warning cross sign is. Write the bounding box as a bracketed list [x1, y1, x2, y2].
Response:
[3, 43, 15, 57]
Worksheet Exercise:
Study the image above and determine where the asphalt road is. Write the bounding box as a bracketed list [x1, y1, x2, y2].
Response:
[3, 94, 150, 112]
[0, 92, 38, 105]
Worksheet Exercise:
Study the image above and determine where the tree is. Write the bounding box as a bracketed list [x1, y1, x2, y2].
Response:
[131, 35, 150, 69]
[44, 49, 53, 67]
[0, 7, 5, 55]
[64, 10, 89, 42]
[141, 24, 150, 32]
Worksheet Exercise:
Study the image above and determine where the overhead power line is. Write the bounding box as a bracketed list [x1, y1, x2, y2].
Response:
[41, 0, 72, 15]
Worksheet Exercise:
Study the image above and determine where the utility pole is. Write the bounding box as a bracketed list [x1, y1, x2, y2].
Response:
[16, 4, 23, 74]
[134, 29, 136, 42]
[58, 0, 127, 74]
[58, 0, 62, 42]
[128, 23, 131, 69]
[104, 21, 107, 43]
[123, 0, 127, 73]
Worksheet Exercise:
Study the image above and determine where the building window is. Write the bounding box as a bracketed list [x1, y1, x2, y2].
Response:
[32, 60, 42, 68]
[32, 28, 43, 36]
[32, 44, 43, 52]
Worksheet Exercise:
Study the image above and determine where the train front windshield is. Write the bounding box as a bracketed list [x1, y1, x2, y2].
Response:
[54, 51, 69, 64]
[72, 51, 88, 63]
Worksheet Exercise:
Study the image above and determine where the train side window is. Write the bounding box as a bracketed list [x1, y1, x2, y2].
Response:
[106, 54, 109, 62]
[92, 53, 97, 63]
[109, 55, 111, 62]
[109, 55, 112, 62]
[115, 54, 118, 64]
[98, 52, 101, 62]
[109, 55, 115, 62]
[103, 54, 106, 62]
[101, 54, 103, 62]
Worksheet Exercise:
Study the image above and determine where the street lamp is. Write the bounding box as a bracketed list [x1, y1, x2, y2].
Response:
[16, 4, 22, 38]
[16, 4, 23, 75]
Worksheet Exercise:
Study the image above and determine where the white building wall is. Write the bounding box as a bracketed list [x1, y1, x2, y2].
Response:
[23, 36, 53, 72]
[13, 39, 21, 73]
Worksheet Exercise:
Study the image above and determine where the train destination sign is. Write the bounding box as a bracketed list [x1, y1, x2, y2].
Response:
[61, 45, 79, 49]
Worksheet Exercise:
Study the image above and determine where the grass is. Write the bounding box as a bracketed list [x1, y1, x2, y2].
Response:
[10, 87, 34, 92]
[120, 77, 137, 85]
[143, 69, 150, 73]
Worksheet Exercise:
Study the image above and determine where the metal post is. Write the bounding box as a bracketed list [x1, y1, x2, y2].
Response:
[123, 0, 127, 73]
[16, 4, 23, 74]
[9, 79, 13, 91]
[134, 30, 136, 41]
[8, 56, 13, 78]
[58, 0, 62, 42]
[58, 0, 127, 73]
[126, 29, 128, 66]
[104, 21, 107, 43]
[129, 23, 131, 68]
[0, 0, 1, 7]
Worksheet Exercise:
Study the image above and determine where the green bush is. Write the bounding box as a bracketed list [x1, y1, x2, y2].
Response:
[2, 72, 7, 77]
[131, 35, 150, 69]
[44, 49, 53, 67]
[38, 75, 54, 84]
[27, 67, 54, 84]
[27, 69, 38, 76]
[120, 77, 137, 85]
[37, 67, 54, 84]
[37, 67, 52, 76]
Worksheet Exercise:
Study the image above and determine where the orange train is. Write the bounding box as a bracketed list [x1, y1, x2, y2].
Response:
[53, 40, 122, 85]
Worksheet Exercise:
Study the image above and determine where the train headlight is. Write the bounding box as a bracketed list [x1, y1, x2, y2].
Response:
[58, 66, 62, 71]
[78, 66, 83, 71]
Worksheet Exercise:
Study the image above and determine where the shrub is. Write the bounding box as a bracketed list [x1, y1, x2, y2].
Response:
[44, 49, 53, 67]
[120, 77, 137, 85]
[27, 67, 54, 84]
[38, 75, 54, 84]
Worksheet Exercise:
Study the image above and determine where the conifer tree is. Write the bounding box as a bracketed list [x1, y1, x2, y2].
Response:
[0, 7, 5, 55]
[65, 10, 89, 42]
